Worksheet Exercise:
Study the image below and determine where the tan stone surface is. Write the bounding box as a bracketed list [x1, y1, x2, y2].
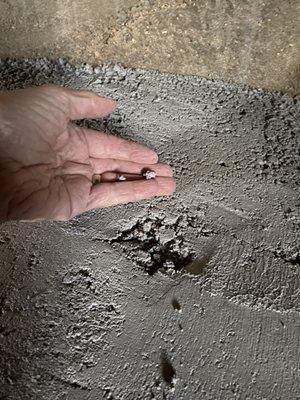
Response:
[0, 0, 299, 94]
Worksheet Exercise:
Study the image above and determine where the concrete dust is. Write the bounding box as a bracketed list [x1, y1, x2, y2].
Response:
[0, 59, 299, 399]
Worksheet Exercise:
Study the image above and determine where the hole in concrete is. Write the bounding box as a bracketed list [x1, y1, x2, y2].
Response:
[183, 246, 216, 276]
[160, 351, 176, 386]
[279, 319, 285, 328]
[111, 213, 196, 275]
[171, 297, 181, 311]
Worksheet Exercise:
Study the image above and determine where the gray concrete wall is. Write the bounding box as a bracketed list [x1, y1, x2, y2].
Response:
[0, 0, 299, 94]
[0, 59, 299, 400]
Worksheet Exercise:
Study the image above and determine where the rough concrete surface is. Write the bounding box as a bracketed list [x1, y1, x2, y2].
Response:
[0, 0, 300, 95]
[0, 59, 299, 399]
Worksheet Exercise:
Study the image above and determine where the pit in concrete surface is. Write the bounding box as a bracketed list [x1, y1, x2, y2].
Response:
[112, 213, 196, 275]
[160, 351, 176, 387]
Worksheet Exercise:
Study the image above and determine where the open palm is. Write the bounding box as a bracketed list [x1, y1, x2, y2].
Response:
[0, 85, 175, 221]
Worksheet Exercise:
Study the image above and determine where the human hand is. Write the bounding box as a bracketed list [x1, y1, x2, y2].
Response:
[0, 85, 175, 222]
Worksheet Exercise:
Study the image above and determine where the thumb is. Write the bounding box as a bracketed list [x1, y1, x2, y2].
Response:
[62, 87, 116, 120]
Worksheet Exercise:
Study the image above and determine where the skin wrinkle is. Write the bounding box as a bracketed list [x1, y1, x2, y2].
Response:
[90, 157, 118, 173]
[55, 127, 70, 151]
[52, 175, 69, 220]
[78, 124, 94, 161]
[38, 86, 69, 116]
[29, 107, 61, 135]
[38, 95, 67, 124]
[6, 164, 88, 220]
[0, 159, 23, 172]
[9, 162, 55, 172]
[6, 185, 46, 220]
[62, 177, 74, 219]
[88, 181, 112, 209]
[18, 200, 46, 221]
[10, 182, 47, 207]
[11, 178, 46, 197]
[7, 161, 93, 219]
[62, 160, 91, 172]
[24, 92, 65, 126]
[66, 89, 75, 119]
[4, 165, 56, 194]
[66, 174, 91, 218]
[56, 174, 83, 218]
[68, 125, 91, 163]
[28, 115, 58, 150]
[16, 203, 37, 221]
[0, 167, 51, 210]
[53, 129, 71, 166]
[43, 182, 52, 217]
[88, 178, 94, 199]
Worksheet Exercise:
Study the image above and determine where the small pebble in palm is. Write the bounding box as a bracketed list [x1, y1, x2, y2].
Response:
[143, 170, 156, 180]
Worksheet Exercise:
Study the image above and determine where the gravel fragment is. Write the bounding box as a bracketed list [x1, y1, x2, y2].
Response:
[143, 170, 156, 180]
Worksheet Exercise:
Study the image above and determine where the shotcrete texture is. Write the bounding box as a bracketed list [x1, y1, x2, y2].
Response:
[0, 59, 299, 400]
